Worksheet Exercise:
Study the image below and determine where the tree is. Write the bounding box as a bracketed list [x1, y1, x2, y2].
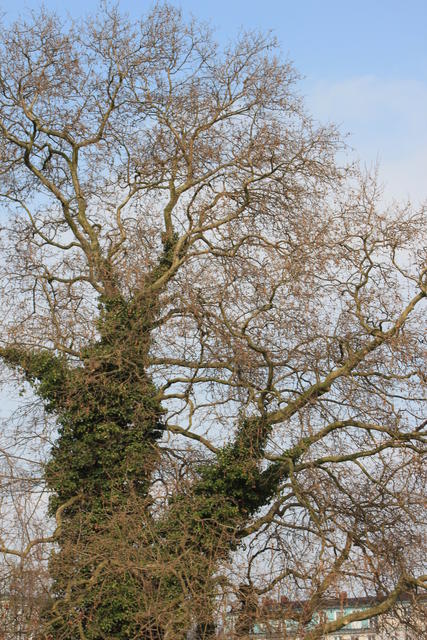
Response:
[0, 4, 425, 639]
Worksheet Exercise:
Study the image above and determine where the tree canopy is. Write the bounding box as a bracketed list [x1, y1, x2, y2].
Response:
[0, 4, 425, 639]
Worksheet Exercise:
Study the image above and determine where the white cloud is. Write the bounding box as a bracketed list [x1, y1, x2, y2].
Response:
[307, 76, 427, 205]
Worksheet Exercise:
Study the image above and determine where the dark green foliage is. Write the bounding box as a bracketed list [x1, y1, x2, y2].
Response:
[1, 325, 292, 639]
[1, 293, 289, 639]
[2, 296, 168, 639]
[0, 347, 68, 412]
[195, 417, 276, 518]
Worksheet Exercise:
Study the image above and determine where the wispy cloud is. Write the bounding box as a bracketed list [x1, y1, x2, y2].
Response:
[308, 76, 427, 205]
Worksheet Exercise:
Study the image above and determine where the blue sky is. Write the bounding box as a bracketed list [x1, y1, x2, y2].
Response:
[1, 0, 426, 203]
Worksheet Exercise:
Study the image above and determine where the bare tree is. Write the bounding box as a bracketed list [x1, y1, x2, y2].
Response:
[0, 4, 425, 639]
